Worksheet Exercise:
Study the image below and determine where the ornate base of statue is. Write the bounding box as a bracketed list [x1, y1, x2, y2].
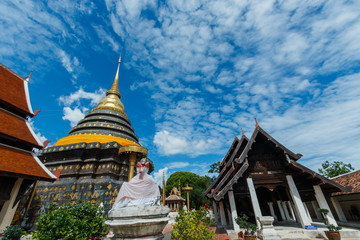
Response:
[106, 205, 170, 239]
[105, 158, 170, 240]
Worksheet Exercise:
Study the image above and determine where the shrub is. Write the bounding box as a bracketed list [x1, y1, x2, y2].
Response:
[32, 201, 107, 240]
[1, 225, 23, 240]
[171, 207, 215, 240]
[235, 214, 257, 235]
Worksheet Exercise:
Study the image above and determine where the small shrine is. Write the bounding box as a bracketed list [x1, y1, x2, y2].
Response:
[165, 186, 185, 212]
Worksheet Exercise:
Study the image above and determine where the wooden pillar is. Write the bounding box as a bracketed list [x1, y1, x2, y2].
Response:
[313, 185, 337, 226]
[247, 178, 262, 228]
[286, 175, 311, 228]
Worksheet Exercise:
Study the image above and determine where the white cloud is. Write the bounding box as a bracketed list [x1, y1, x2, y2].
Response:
[62, 107, 87, 127]
[152, 167, 169, 187]
[58, 87, 106, 107]
[167, 162, 190, 169]
[58, 88, 105, 126]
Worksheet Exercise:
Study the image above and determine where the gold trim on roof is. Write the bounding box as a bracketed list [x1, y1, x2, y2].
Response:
[118, 145, 148, 156]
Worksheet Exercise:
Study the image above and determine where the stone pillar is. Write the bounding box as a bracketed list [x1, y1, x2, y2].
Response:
[282, 202, 291, 220]
[212, 200, 219, 223]
[286, 201, 295, 220]
[219, 201, 227, 227]
[303, 202, 312, 221]
[313, 185, 337, 226]
[276, 201, 286, 221]
[311, 201, 322, 219]
[268, 202, 277, 221]
[0, 178, 23, 233]
[247, 178, 262, 228]
[228, 191, 240, 231]
[291, 201, 301, 223]
[331, 197, 347, 222]
[286, 175, 312, 228]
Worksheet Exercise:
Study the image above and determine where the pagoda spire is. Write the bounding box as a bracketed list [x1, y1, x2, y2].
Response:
[107, 55, 122, 98]
[94, 55, 126, 115]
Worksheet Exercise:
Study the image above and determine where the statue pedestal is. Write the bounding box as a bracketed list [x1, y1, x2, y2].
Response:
[106, 205, 170, 240]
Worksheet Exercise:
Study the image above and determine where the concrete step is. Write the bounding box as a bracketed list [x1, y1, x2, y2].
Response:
[279, 234, 311, 240]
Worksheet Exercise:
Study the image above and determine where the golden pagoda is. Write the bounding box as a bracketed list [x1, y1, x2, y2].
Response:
[21, 57, 152, 224]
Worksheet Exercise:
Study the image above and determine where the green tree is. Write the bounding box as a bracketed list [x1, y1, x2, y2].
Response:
[318, 161, 354, 178]
[171, 207, 215, 240]
[32, 201, 107, 240]
[208, 161, 220, 173]
[166, 172, 211, 209]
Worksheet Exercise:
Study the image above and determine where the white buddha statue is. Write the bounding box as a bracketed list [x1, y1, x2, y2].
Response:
[111, 158, 160, 209]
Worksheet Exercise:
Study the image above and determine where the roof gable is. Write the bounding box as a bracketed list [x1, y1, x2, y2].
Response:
[0, 63, 34, 117]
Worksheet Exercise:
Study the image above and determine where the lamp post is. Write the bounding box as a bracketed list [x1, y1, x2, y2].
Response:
[182, 184, 193, 211]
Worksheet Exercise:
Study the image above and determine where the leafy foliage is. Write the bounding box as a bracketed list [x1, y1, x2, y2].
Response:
[171, 207, 215, 240]
[166, 172, 212, 209]
[208, 161, 220, 173]
[1, 225, 23, 240]
[32, 201, 107, 240]
[326, 224, 342, 232]
[318, 161, 354, 178]
[235, 214, 257, 235]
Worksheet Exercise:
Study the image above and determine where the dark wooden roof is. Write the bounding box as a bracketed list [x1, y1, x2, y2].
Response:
[0, 63, 34, 117]
[203, 134, 248, 196]
[0, 108, 42, 149]
[0, 144, 56, 181]
[205, 125, 346, 200]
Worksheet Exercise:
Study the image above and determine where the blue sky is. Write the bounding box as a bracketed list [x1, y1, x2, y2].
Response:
[1, 0, 360, 185]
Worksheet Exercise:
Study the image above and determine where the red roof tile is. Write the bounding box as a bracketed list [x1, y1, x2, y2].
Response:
[0, 63, 33, 116]
[0, 109, 42, 148]
[0, 144, 56, 181]
[332, 170, 360, 194]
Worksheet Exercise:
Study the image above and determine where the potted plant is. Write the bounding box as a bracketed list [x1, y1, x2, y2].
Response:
[318, 208, 329, 224]
[324, 224, 342, 240]
[235, 214, 257, 240]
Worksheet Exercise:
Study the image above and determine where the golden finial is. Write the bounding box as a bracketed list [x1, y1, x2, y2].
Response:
[93, 55, 126, 115]
[255, 118, 259, 127]
[241, 128, 245, 136]
[234, 130, 237, 138]
[107, 55, 122, 97]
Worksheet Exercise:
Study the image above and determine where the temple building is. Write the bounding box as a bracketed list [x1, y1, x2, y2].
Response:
[21, 58, 153, 224]
[204, 120, 349, 233]
[0, 63, 56, 233]
[165, 186, 185, 212]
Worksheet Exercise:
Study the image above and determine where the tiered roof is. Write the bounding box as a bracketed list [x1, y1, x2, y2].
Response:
[0, 63, 56, 181]
[204, 122, 346, 201]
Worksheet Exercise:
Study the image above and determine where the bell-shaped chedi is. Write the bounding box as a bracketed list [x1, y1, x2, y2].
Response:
[19, 57, 153, 226]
